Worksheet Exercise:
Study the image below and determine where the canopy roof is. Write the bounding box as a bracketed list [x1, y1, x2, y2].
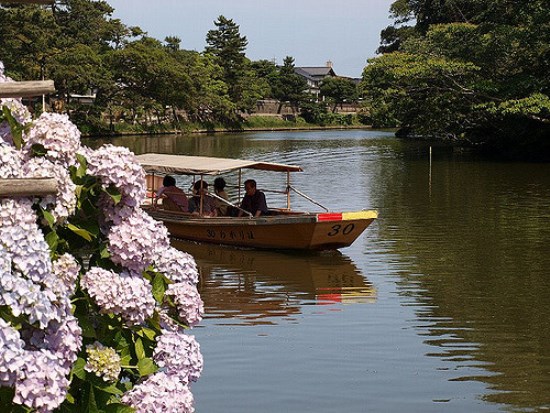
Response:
[136, 153, 303, 175]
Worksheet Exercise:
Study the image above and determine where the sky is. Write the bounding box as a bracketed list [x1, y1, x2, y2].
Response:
[107, 0, 396, 78]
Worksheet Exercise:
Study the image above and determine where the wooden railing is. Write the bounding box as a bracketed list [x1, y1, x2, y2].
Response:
[0, 80, 55, 98]
[0, 0, 54, 4]
[0, 178, 58, 197]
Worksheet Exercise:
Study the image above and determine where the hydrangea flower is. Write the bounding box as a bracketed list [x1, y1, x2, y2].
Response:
[85, 342, 121, 382]
[0, 198, 52, 284]
[13, 350, 71, 413]
[0, 318, 27, 386]
[85, 144, 146, 207]
[50, 253, 80, 299]
[0, 144, 23, 178]
[107, 209, 169, 273]
[23, 112, 81, 168]
[165, 283, 204, 328]
[154, 247, 199, 284]
[23, 157, 77, 222]
[121, 371, 195, 413]
[153, 330, 203, 383]
[80, 267, 156, 325]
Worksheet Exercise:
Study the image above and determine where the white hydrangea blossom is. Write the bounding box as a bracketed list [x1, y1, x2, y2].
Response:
[153, 330, 203, 383]
[80, 267, 156, 325]
[85, 342, 122, 382]
[121, 372, 195, 413]
[165, 283, 204, 328]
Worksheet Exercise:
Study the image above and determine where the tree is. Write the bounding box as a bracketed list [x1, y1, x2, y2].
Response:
[363, 0, 550, 155]
[270, 56, 308, 113]
[320, 77, 358, 112]
[204, 16, 248, 103]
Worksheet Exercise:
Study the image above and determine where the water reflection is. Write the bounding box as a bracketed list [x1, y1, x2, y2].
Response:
[171, 240, 375, 326]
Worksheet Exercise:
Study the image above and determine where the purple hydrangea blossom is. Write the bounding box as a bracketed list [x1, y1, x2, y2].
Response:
[22, 157, 77, 222]
[81, 267, 156, 325]
[50, 253, 80, 299]
[85, 144, 146, 207]
[0, 144, 23, 178]
[12, 350, 71, 413]
[23, 112, 81, 168]
[154, 247, 199, 284]
[121, 371, 195, 413]
[0, 318, 27, 386]
[153, 330, 203, 383]
[165, 283, 204, 328]
[107, 208, 169, 273]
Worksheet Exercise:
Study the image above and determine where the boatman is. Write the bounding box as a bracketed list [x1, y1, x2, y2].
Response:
[239, 179, 268, 217]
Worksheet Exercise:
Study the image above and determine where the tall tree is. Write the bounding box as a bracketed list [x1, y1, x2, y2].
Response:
[205, 16, 248, 103]
[270, 56, 308, 113]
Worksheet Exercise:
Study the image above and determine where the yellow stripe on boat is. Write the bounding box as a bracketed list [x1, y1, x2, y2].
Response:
[342, 210, 378, 220]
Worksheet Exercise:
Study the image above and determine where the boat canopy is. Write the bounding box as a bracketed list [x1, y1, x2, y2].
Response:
[136, 153, 303, 175]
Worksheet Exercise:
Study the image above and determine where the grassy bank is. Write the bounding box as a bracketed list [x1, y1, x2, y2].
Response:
[81, 115, 372, 137]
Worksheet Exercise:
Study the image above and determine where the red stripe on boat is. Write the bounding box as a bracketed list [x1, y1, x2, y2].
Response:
[317, 213, 343, 221]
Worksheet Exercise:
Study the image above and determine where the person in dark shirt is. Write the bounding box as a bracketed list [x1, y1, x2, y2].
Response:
[239, 179, 268, 217]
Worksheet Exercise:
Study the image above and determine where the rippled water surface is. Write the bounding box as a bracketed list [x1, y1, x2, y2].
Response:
[89, 130, 550, 412]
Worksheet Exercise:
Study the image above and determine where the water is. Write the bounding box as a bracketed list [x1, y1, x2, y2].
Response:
[87, 130, 550, 412]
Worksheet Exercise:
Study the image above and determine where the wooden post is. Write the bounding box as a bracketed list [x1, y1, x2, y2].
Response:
[0, 80, 55, 98]
[0, 178, 57, 197]
[0, 0, 55, 4]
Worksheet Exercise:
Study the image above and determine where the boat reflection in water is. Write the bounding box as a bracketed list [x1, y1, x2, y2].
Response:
[171, 240, 376, 326]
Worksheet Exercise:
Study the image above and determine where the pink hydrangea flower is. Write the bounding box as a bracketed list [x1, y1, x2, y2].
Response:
[81, 267, 156, 325]
[165, 283, 204, 328]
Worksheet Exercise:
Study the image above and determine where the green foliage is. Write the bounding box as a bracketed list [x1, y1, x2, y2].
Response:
[319, 77, 359, 113]
[268, 56, 309, 113]
[364, 0, 550, 154]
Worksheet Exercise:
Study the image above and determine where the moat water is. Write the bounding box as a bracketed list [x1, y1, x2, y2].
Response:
[88, 130, 550, 412]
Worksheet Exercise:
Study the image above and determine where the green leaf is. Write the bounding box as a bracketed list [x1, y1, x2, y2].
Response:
[152, 274, 166, 303]
[31, 143, 47, 157]
[137, 358, 156, 377]
[72, 357, 87, 381]
[2, 106, 24, 149]
[99, 243, 110, 259]
[134, 337, 145, 360]
[42, 209, 56, 228]
[103, 185, 122, 205]
[94, 383, 123, 395]
[45, 231, 59, 251]
[141, 327, 157, 341]
[105, 403, 135, 413]
[67, 223, 94, 241]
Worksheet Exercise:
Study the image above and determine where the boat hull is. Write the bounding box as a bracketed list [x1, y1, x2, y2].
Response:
[145, 208, 377, 250]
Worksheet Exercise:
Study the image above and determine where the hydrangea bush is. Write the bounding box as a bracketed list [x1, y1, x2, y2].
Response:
[0, 63, 203, 413]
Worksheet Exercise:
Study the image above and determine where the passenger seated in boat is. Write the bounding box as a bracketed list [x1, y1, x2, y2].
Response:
[188, 180, 217, 217]
[154, 175, 188, 212]
[213, 177, 229, 216]
[238, 179, 268, 217]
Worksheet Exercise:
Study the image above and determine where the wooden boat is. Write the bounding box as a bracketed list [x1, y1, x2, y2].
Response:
[137, 153, 377, 250]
